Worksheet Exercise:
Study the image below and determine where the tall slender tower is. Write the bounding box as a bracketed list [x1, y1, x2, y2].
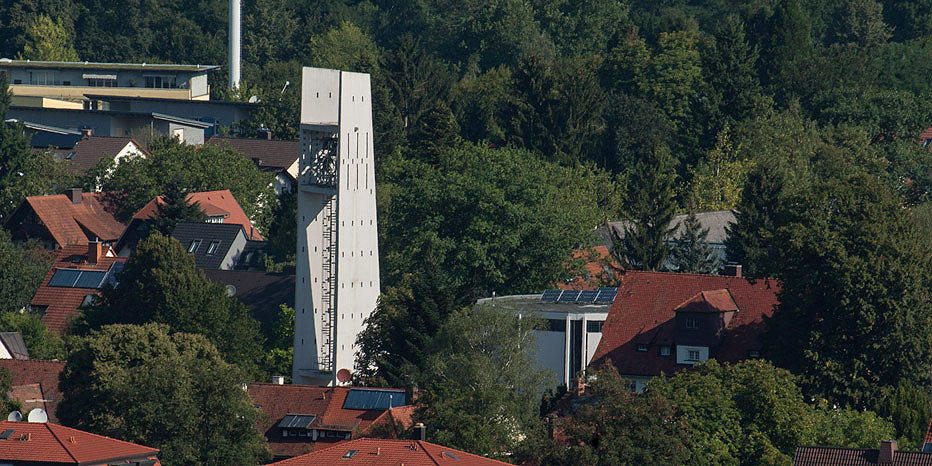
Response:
[293, 68, 380, 386]
[228, 0, 241, 90]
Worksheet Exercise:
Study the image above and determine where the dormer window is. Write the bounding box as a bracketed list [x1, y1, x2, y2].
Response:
[687, 350, 700, 361]
[660, 346, 672, 356]
[187, 240, 201, 253]
[636, 344, 648, 352]
[206, 241, 220, 255]
[685, 318, 699, 329]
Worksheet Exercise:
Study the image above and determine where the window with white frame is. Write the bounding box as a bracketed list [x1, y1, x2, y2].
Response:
[29, 70, 60, 85]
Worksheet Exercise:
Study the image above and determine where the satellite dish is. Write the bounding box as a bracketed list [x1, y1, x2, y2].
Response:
[225, 285, 236, 297]
[27, 408, 48, 423]
[7, 411, 22, 422]
[336, 368, 352, 384]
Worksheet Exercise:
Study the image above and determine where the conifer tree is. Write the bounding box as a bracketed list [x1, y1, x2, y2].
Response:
[147, 179, 207, 236]
[668, 208, 720, 274]
[613, 147, 677, 271]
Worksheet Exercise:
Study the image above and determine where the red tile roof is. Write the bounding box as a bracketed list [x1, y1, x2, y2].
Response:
[0, 359, 65, 423]
[30, 244, 127, 335]
[5, 192, 125, 248]
[590, 271, 780, 377]
[0, 420, 159, 465]
[132, 189, 262, 240]
[248, 384, 408, 458]
[265, 438, 510, 466]
[793, 445, 932, 465]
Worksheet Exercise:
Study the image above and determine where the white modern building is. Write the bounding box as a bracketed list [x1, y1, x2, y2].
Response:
[477, 288, 617, 390]
[293, 68, 380, 386]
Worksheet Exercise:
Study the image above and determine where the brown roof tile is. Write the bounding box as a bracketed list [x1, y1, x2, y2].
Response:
[132, 189, 262, 240]
[206, 137, 299, 173]
[265, 438, 510, 466]
[793, 445, 932, 465]
[0, 420, 159, 465]
[0, 359, 65, 423]
[7, 192, 125, 247]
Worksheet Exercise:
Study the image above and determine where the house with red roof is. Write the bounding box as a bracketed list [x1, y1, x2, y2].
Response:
[0, 359, 65, 423]
[264, 438, 510, 466]
[3, 188, 125, 250]
[0, 420, 160, 466]
[30, 242, 127, 334]
[589, 269, 780, 391]
[114, 189, 262, 256]
[248, 383, 413, 460]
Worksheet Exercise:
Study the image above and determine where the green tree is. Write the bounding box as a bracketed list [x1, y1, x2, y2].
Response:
[381, 143, 602, 299]
[537, 365, 690, 465]
[645, 30, 703, 121]
[0, 230, 53, 314]
[688, 125, 753, 211]
[759, 0, 813, 103]
[703, 15, 768, 129]
[355, 263, 459, 387]
[0, 366, 17, 413]
[765, 173, 932, 407]
[651, 360, 895, 466]
[668, 208, 720, 274]
[614, 147, 677, 271]
[0, 310, 65, 360]
[875, 380, 931, 449]
[263, 304, 294, 381]
[77, 233, 264, 375]
[18, 14, 79, 61]
[265, 183, 297, 263]
[415, 305, 551, 458]
[57, 323, 271, 466]
[146, 179, 208, 236]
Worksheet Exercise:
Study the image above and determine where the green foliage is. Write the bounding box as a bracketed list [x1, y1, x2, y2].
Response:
[875, 380, 932, 449]
[651, 360, 895, 466]
[146, 179, 208, 236]
[355, 264, 458, 387]
[765, 173, 932, 407]
[614, 147, 677, 271]
[381, 143, 602, 299]
[94, 137, 274, 230]
[0, 366, 17, 414]
[263, 304, 294, 382]
[668, 208, 720, 274]
[646, 30, 704, 122]
[537, 366, 690, 466]
[78, 233, 264, 376]
[0, 310, 65, 360]
[415, 304, 551, 459]
[0, 230, 53, 314]
[265, 184, 297, 263]
[18, 14, 79, 61]
[688, 125, 752, 211]
[57, 323, 271, 466]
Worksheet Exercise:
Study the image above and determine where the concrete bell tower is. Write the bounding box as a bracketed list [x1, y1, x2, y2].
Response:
[293, 68, 380, 386]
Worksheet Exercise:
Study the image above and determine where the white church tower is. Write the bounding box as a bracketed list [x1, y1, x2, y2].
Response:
[293, 68, 380, 386]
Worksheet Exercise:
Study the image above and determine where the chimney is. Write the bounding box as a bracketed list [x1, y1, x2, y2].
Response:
[878, 440, 897, 463]
[66, 188, 82, 205]
[228, 0, 241, 90]
[80, 128, 92, 139]
[413, 423, 426, 441]
[271, 375, 285, 385]
[723, 264, 742, 277]
[88, 240, 102, 264]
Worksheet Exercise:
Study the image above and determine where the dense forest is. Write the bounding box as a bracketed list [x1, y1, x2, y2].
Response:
[5, 0, 932, 463]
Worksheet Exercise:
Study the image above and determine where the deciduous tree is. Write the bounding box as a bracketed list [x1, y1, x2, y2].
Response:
[57, 323, 271, 466]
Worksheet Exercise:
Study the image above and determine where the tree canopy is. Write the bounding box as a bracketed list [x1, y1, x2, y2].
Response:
[57, 323, 271, 466]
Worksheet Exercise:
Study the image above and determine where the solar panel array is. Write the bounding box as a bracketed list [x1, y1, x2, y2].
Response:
[343, 388, 407, 410]
[540, 287, 618, 304]
[48, 262, 125, 289]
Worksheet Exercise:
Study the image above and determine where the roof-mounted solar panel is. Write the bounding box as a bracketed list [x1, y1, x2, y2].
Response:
[595, 287, 618, 303]
[48, 269, 81, 287]
[343, 388, 406, 410]
[278, 414, 316, 429]
[558, 290, 581, 303]
[74, 270, 107, 288]
[540, 290, 562, 302]
[578, 290, 599, 302]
